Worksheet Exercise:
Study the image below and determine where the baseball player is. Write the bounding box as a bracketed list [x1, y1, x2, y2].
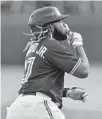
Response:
[6, 6, 89, 119]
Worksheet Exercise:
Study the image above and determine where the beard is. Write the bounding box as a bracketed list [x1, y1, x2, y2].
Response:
[53, 27, 67, 41]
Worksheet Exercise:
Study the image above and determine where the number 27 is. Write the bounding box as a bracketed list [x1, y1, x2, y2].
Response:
[22, 57, 35, 84]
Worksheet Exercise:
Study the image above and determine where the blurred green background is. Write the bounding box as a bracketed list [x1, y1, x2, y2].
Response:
[1, 1, 102, 119]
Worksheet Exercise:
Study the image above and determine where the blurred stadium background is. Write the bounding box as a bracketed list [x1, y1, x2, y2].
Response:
[1, 1, 102, 119]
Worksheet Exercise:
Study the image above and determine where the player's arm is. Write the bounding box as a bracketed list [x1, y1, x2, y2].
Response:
[72, 46, 89, 78]
[47, 43, 89, 78]
[67, 31, 89, 78]
[61, 24, 89, 78]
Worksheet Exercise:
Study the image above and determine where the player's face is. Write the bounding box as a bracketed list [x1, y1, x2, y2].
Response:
[53, 21, 69, 41]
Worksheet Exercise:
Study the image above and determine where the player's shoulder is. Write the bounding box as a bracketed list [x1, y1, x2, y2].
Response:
[42, 38, 63, 50]
[42, 38, 75, 55]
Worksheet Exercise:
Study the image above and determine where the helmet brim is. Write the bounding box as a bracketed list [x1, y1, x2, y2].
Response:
[43, 14, 69, 26]
[58, 14, 69, 20]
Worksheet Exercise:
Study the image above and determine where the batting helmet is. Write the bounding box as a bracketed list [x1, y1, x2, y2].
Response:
[28, 6, 69, 27]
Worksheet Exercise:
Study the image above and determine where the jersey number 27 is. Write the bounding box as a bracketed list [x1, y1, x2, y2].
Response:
[21, 57, 35, 84]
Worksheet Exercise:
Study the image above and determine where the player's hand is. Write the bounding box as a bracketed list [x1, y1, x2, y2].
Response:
[63, 23, 70, 33]
[66, 87, 88, 102]
[68, 31, 83, 48]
